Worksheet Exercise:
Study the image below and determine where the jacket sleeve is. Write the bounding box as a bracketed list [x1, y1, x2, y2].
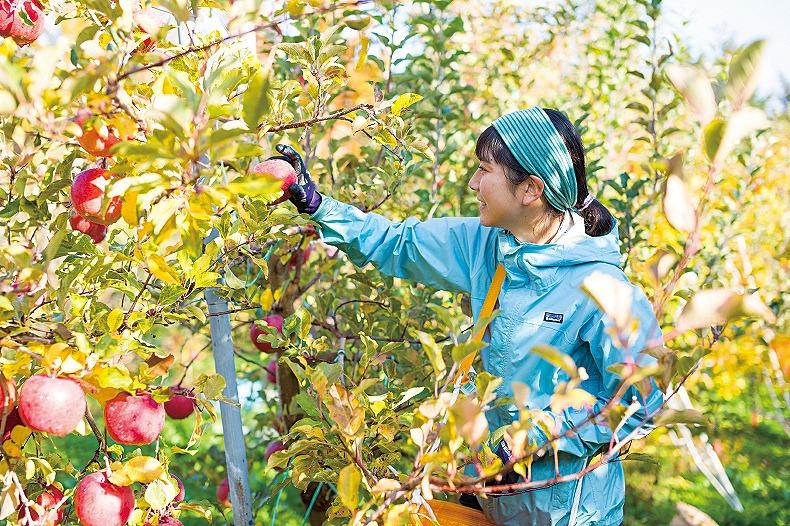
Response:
[533, 286, 665, 458]
[310, 196, 484, 293]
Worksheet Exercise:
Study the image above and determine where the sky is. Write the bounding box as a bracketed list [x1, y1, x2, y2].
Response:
[661, 0, 790, 100]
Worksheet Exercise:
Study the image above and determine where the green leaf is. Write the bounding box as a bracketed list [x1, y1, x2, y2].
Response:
[417, 331, 446, 379]
[242, 67, 272, 131]
[725, 39, 766, 109]
[394, 387, 425, 408]
[702, 118, 726, 162]
[529, 345, 577, 376]
[223, 265, 245, 289]
[337, 464, 361, 510]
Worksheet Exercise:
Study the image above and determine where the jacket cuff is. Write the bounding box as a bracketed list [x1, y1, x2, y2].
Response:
[309, 194, 337, 222]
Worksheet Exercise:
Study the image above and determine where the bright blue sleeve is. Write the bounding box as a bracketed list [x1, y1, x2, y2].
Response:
[310, 196, 485, 293]
[536, 287, 665, 458]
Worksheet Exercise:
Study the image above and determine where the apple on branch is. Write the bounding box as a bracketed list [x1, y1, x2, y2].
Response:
[249, 314, 284, 353]
[74, 471, 135, 526]
[251, 159, 297, 204]
[70, 168, 122, 226]
[69, 213, 108, 243]
[18, 375, 86, 437]
[164, 387, 195, 420]
[104, 391, 165, 445]
[26, 484, 65, 526]
[0, 0, 44, 46]
[74, 110, 134, 158]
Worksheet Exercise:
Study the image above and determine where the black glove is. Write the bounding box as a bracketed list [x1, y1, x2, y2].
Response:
[270, 144, 322, 215]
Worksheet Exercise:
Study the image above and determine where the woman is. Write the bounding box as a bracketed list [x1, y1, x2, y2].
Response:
[270, 107, 664, 526]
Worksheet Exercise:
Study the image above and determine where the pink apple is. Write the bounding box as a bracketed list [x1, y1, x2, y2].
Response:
[0, 0, 44, 46]
[28, 485, 65, 526]
[251, 159, 298, 201]
[74, 471, 135, 526]
[18, 375, 86, 437]
[104, 391, 165, 445]
[249, 314, 284, 353]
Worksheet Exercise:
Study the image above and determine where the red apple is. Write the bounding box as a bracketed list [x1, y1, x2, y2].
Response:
[249, 314, 284, 353]
[69, 213, 108, 243]
[74, 110, 127, 158]
[173, 475, 185, 502]
[0, 375, 16, 413]
[1, 407, 23, 442]
[28, 485, 65, 526]
[164, 389, 194, 420]
[265, 361, 277, 384]
[0, 0, 44, 46]
[216, 477, 230, 507]
[70, 168, 122, 226]
[74, 471, 135, 526]
[104, 391, 165, 445]
[264, 440, 286, 462]
[251, 159, 298, 200]
[18, 375, 86, 437]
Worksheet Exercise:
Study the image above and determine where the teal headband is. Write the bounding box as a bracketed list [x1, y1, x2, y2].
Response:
[492, 107, 578, 211]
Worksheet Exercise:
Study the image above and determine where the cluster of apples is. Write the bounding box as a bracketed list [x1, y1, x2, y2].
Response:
[0, 0, 44, 46]
[68, 109, 136, 243]
[0, 374, 193, 525]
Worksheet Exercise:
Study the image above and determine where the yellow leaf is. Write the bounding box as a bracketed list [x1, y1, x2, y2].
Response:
[90, 387, 122, 405]
[110, 456, 163, 486]
[337, 464, 361, 510]
[148, 254, 181, 285]
[355, 34, 369, 70]
[122, 189, 139, 226]
[391, 93, 423, 117]
[107, 308, 124, 332]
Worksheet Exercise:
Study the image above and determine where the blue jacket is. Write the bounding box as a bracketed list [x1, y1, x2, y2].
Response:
[311, 197, 664, 526]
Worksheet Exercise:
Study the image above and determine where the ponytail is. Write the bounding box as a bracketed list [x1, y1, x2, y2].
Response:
[543, 108, 614, 237]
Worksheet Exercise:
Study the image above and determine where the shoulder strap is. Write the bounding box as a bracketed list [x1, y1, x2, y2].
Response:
[456, 263, 506, 380]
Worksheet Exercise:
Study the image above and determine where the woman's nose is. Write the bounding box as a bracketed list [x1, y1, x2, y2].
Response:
[468, 170, 480, 191]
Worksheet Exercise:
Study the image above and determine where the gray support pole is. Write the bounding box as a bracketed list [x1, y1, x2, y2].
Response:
[204, 227, 254, 526]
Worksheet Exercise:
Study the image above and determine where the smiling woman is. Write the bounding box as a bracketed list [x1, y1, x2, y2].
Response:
[272, 105, 664, 526]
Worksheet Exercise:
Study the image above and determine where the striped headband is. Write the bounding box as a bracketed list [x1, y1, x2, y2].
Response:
[492, 107, 578, 211]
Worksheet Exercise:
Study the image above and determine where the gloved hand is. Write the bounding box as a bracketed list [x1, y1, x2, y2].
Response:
[269, 144, 322, 215]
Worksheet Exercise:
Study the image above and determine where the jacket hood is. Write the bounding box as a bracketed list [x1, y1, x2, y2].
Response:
[494, 212, 622, 288]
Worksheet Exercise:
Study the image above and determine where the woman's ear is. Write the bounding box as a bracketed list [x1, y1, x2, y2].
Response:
[522, 175, 545, 206]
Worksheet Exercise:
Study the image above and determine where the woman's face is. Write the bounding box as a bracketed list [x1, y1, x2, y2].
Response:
[468, 159, 524, 228]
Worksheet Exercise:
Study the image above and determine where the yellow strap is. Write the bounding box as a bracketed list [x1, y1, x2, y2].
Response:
[457, 263, 506, 379]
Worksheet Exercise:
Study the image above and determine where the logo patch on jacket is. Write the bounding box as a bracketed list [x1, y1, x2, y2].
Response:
[543, 312, 564, 324]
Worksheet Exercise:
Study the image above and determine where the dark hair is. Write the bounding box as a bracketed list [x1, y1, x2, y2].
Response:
[474, 108, 614, 237]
